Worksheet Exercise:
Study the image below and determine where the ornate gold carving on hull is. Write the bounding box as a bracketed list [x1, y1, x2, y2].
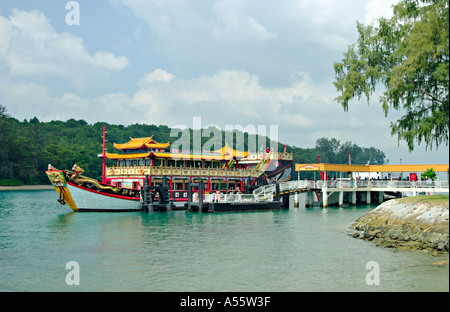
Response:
[46, 171, 67, 187]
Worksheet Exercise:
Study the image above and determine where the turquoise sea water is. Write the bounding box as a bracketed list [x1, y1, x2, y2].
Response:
[0, 190, 448, 292]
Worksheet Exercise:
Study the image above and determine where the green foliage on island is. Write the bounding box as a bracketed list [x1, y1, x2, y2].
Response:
[0, 105, 386, 185]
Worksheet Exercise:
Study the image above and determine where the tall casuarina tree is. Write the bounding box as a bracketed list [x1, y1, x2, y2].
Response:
[334, 0, 449, 151]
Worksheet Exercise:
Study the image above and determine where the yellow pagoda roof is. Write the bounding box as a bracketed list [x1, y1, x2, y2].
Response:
[106, 152, 152, 160]
[113, 136, 170, 150]
[108, 135, 248, 160]
[214, 143, 248, 159]
[106, 143, 248, 161]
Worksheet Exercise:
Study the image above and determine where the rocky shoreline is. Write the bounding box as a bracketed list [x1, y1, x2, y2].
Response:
[351, 195, 449, 255]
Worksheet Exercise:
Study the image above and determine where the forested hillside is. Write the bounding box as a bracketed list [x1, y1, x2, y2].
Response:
[0, 105, 386, 185]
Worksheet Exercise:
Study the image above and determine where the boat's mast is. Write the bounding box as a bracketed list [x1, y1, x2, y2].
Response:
[102, 124, 106, 184]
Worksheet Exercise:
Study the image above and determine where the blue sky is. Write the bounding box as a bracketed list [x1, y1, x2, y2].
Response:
[0, 0, 448, 167]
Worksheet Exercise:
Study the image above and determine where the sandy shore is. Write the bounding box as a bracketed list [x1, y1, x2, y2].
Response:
[0, 185, 54, 191]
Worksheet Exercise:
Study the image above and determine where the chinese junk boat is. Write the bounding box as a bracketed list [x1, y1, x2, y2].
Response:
[46, 127, 293, 212]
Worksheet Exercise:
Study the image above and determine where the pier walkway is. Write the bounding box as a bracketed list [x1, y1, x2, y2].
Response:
[254, 162, 449, 208]
[254, 179, 449, 208]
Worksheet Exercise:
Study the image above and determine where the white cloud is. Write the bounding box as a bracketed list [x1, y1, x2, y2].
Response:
[211, 0, 277, 43]
[111, 0, 369, 76]
[0, 2, 447, 165]
[109, 0, 403, 90]
[0, 80, 52, 117]
[0, 9, 129, 78]
[364, 0, 398, 24]
[0, 63, 399, 154]
[138, 69, 176, 86]
[91, 52, 130, 71]
[4, 67, 334, 128]
[117, 69, 341, 134]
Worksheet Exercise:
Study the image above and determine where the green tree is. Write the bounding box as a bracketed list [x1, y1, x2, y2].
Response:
[334, 0, 449, 151]
[421, 168, 437, 180]
[0, 105, 13, 180]
[338, 141, 361, 164]
[315, 138, 341, 163]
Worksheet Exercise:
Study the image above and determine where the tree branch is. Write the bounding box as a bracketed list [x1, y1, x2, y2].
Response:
[403, 77, 445, 105]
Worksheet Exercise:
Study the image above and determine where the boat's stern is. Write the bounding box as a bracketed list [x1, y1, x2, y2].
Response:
[45, 169, 78, 211]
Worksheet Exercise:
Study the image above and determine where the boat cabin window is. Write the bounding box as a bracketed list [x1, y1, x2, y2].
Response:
[154, 159, 161, 167]
[174, 182, 184, 190]
[186, 160, 194, 168]
[192, 179, 206, 191]
[212, 161, 220, 168]
[131, 160, 137, 166]
[175, 160, 184, 167]
[167, 159, 176, 167]
[195, 161, 203, 168]
[138, 160, 144, 166]
[118, 160, 124, 167]
[227, 180, 242, 191]
[125, 160, 131, 167]
[151, 179, 162, 187]
[145, 159, 151, 166]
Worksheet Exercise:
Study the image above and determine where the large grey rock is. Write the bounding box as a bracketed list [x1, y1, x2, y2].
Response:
[351, 196, 449, 253]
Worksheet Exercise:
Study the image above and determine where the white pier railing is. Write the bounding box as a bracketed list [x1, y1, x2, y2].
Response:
[315, 179, 449, 191]
[194, 192, 273, 204]
[253, 179, 449, 196]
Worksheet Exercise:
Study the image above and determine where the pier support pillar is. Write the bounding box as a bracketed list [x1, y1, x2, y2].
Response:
[140, 175, 153, 212]
[378, 192, 384, 204]
[166, 201, 172, 212]
[294, 193, 299, 208]
[312, 191, 317, 207]
[351, 191, 357, 206]
[305, 191, 312, 207]
[339, 191, 344, 207]
[366, 191, 371, 205]
[298, 193, 306, 208]
[322, 189, 328, 208]
[289, 195, 295, 209]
